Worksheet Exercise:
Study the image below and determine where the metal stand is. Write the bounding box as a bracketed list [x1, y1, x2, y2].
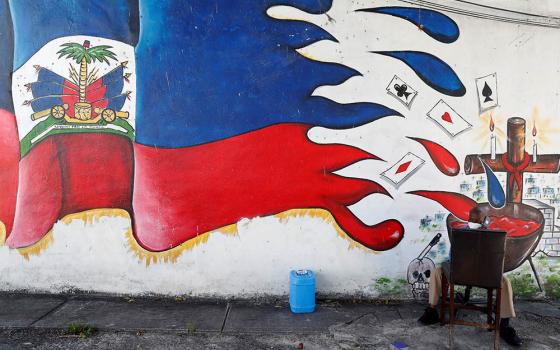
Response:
[528, 257, 543, 292]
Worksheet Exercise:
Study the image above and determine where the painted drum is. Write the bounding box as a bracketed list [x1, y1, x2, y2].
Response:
[289, 270, 316, 314]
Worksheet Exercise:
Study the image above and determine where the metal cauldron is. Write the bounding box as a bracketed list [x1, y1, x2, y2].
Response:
[446, 202, 544, 272]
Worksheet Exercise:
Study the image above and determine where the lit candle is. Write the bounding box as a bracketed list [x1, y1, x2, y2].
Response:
[532, 123, 538, 163]
[489, 116, 496, 160]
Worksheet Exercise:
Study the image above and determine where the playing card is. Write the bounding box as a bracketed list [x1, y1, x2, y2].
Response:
[476, 73, 498, 112]
[427, 100, 472, 137]
[386, 75, 418, 108]
[381, 152, 425, 187]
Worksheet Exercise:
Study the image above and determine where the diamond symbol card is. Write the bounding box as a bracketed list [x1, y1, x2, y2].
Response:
[381, 152, 425, 188]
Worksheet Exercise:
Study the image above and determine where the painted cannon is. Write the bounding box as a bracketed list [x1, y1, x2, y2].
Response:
[33, 103, 128, 124]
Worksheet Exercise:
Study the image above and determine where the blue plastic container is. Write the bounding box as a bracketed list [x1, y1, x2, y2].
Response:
[289, 269, 316, 313]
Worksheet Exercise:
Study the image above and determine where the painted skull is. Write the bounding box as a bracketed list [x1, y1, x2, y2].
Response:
[407, 258, 435, 297]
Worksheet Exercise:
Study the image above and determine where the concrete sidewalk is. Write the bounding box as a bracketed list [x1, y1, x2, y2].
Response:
[0, 293, 559, 349]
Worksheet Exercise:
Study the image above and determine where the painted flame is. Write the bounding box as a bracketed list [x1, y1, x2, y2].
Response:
[489, 115, 495, 132]
[532, 123, 537, 137]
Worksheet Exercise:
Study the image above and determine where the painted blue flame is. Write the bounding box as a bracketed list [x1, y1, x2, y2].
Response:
[374, 51, 466, 97]
[481, 159, 506, 208]
[357, 7, 459, 43]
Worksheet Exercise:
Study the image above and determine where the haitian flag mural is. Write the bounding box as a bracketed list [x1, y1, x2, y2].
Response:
[2, 0, 560, 299]
[1, 0, 467, 262]
[7, 0, 535, 266]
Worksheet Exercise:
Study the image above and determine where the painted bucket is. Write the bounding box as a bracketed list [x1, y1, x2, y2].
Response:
[289, 269, 316, 313]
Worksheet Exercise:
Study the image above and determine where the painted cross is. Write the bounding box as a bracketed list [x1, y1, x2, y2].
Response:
[464, 117, 560, 203]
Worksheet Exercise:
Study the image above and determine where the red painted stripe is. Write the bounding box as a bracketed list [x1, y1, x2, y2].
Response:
[7, 138, 62, 247]
[5, 123, 404, 252]
[407, 190, 476, 221]
[133, 123, 403, 252]
[0, 109, 19, 236]
[407, 137, 460, 176]
[6, 133, 133, 248]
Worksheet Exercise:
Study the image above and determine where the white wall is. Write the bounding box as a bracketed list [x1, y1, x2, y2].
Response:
[2, 0, 560, 297]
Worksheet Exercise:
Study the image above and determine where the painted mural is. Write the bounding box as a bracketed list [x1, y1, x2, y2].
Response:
[1, 0, 560, 298]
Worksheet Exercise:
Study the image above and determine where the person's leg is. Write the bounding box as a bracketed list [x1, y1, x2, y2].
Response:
[419, 267, 442, 325]
[500, 275, 515, 318]
[499, 276, 521, 346]
[428, 267, 443, 307]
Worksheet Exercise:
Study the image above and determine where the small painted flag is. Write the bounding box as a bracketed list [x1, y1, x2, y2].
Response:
[386, 75, 418, 108]
[475, 73, 498, 112]
[381, 152, 425, 187]
[426, 99, 471, 137]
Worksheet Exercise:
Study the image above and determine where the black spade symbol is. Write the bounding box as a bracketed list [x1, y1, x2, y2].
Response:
[482, 82, 493, 102]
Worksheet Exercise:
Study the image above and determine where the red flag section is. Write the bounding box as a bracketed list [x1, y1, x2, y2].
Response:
[6, 133, 133, 248]
[133, 123, 404, 252]
[4, 124, 404, 252]
[0, 109, 19, 238]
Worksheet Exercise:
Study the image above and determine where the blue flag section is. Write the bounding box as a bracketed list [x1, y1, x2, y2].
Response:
[9, 0, 136, 69]
[0, 0, 13, 111]
[135, 0, 400, 148]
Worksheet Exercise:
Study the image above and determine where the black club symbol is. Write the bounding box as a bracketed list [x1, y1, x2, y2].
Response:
[394, 83, 412, 100]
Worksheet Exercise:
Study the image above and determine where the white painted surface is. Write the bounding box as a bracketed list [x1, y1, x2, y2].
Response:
[1, 0, 560, 297]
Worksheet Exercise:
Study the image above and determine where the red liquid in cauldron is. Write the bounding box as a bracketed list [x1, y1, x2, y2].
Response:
[450, 215, 539, 237]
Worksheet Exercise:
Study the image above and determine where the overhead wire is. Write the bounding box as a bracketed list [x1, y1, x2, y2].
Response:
[396, 0, 560, 28]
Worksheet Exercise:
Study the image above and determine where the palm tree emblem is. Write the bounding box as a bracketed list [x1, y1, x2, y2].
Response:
[19, 38, 134, 156]
[57, 40, 117, 120]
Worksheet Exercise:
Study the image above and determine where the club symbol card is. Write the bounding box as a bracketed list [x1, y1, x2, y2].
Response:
[427, 100, 472, 138]
[476, 73, 498, 112]
[381, 152, 425, 188]
[386, 75, 418, 108]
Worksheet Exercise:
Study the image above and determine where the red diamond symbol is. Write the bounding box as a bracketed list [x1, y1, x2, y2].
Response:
[395, 160, 412, 174]
[441, 111, 453, 123]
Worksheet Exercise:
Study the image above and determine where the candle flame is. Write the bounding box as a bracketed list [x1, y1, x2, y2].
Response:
[489, 115, 495, 132]
[532, 123, 537, 137]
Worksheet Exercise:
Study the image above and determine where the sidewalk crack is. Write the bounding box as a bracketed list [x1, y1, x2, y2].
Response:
[29, 298, 68, 327]
[220, 302, 231, 332]
[344, 312, 374, 325]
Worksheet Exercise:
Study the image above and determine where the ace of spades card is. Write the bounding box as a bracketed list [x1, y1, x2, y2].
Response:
[476, 73, 498, 112]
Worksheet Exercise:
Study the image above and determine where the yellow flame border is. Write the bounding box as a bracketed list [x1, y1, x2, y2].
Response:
[0, 221, 5, 246]
[12, 207, 372, 264]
